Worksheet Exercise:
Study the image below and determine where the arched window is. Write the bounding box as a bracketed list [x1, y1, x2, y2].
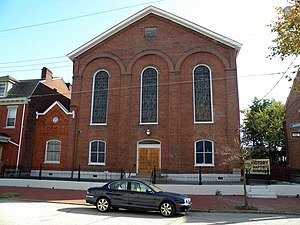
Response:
[194, 140, 214, 166]
[45, 140, 61, 163]
[193, 65, 213, 123]
[140, 67, 158, 124]
[91, 70, 109, 124]
[89, 140, 106, 165]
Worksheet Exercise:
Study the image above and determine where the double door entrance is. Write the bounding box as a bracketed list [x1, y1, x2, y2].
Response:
[137, 141, 161, 174]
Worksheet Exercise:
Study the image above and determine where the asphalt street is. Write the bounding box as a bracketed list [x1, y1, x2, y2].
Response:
[1, 200, 300, 225]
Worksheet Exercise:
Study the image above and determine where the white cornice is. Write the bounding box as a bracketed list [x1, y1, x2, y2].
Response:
[67, 6, 242, 61]
[0, 97, 29, 105]
[36, 101, 75, 119]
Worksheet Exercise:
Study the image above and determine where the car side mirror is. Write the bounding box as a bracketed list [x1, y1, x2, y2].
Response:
[146, 189, 154, 194]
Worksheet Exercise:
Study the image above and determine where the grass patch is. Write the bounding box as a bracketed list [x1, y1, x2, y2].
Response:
[235, 205, 258, 210]
[0, 193, 21, 199]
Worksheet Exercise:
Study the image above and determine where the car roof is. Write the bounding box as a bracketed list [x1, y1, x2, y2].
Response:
[109, 179, 148, 183]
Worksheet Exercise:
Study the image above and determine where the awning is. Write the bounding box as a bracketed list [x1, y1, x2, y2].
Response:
[0, 132, 11, 143]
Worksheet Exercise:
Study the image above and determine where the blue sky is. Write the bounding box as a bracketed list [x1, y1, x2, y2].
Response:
[1, 0, 299, 111]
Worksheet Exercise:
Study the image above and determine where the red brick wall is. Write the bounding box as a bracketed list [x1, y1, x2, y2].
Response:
[68, 14, 240, 173]
[285, 72, 300, 172]
[0, 103, 28, 167]
[32, 104, 71, 170]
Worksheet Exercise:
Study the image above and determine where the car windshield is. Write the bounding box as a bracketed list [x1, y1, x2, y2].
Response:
[144, 181, 163, 192]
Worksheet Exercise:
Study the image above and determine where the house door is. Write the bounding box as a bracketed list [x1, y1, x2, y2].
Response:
[137, 141, 161, 174]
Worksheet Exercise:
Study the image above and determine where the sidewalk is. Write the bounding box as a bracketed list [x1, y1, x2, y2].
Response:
[1, 186, 300, 215]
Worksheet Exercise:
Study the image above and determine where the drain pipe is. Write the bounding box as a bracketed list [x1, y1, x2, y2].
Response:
[15, 102, 26, 172]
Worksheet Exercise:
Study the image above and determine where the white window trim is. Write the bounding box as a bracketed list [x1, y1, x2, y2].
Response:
[192, 64, 214, 124]
[6, 106, 18, 128]
[0, 83, 7, 97]
[139, 66, 159, 125]
[44, 139, 61, 164]
[88, 140, 106, 165]
[90, 69, 109, 126]
[194, 139, 214, 167]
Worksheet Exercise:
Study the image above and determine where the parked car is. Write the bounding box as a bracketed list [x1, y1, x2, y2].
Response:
[85, 179, 192, 217]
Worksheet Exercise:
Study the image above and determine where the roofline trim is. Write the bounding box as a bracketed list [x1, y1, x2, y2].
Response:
[67, 6, 242, 61]
[36, 101, 75, 119]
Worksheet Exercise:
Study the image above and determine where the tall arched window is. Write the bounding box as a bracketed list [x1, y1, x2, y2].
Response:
[140, 67, 158, 124]
[193, 65, 213, 123]
[44, 140, 61, 163]
[194, 140, 214, 166]
[91, 70, 109, 124]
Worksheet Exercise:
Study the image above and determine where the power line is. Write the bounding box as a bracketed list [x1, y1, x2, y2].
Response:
[258, 56, 298, 101]
[0, 56, 66, 65]
[0, 65, 70, 73]
[0, 60, 70, 69]
[0, 0, 165, 33]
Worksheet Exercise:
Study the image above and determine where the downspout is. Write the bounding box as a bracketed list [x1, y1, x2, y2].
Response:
[71, 106, 77, 178]
[15, 102, 26, 172]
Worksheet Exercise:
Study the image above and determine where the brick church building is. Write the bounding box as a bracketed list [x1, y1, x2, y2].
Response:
[66, 6, 242, 181]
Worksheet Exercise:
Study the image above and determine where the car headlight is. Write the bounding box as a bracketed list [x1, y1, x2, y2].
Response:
[184, 198, 191, 204]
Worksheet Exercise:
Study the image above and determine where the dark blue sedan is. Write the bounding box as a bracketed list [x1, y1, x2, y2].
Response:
[85, 179, 192, 217]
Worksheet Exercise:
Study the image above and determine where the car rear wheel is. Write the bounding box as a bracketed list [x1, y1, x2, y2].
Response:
[96, 197, 110, 212]
[160, 201, 175, 217]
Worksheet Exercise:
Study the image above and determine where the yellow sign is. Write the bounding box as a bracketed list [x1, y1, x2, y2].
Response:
[245, 159, 270, 175]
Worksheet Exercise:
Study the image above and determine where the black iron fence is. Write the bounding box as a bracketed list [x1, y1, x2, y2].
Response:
[1, 164, 298, 184]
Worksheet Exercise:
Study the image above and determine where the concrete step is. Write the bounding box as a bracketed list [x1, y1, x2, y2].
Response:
[247, 185, 277, 198]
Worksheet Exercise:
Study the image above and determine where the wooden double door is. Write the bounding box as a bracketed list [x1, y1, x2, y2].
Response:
[138, 147, 160, 174]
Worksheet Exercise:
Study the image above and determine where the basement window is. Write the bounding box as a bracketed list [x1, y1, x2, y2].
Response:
[144, 27, 157, 38]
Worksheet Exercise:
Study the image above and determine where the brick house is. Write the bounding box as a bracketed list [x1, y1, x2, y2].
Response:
[31, 101, 74, 177]
[285, 70, 300, 183]
[67, 6, 242, 181]
[0, 67, 71, 176]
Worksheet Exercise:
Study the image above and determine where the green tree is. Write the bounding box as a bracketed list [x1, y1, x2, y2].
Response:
[241, 98, 285, 164]
[269, 0, 300, 60]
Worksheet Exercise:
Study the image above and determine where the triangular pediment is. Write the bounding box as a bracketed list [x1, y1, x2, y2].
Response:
[67, 6, 241, 61]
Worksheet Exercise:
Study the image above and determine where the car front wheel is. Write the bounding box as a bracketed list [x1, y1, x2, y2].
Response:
[96, 197, 110, 212]
[160, 201, 175, 217]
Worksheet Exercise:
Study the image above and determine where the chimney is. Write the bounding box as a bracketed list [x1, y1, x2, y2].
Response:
[41, 67, 53, 81]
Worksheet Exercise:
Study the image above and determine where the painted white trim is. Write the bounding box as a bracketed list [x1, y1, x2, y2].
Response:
[90, 70, 109, 125]
[136, 139, 161, 173]
[194, 139, 215, 167]
[192, 64, 214, 124]
[36, 101, 74, 119]
[5, 106, 17, 128]
[88, 140, 106, 165]
[15, 103, 26, 172]
[44, 139, 61, 164]
[0, 97, 29, 105]
[67, 6, 241, 61]
[139, 66, 158, 124]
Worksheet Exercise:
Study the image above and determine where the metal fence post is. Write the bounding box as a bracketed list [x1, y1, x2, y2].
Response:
[153, 166, 156, 184]
[120, 168, 124, 179]
[198, 167, 202, 185]
[78, 165, 81, 182]
[39, 164, 42, 180]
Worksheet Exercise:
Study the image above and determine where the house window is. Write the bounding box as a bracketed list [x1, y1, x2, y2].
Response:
[140, 67, 158, 124]
[6, 107, 17, 127]
[45, 140, 61, 163]
[89, 140, 106, 165]
[195, 140, 214, 166]
[193, 65, 213, 123]
[91, 70, 109, 124]
[0, 83, 6, 97]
